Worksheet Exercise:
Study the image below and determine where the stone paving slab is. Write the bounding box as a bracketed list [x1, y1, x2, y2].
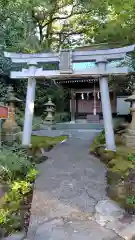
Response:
[27, 131, 120, 239]
[32, 218, 117, 240]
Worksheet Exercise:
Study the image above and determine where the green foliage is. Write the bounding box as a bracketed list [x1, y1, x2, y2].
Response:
[32, 117, 42, 130]
[0, 179, 34, 233]
[15, 110, 43, 131]
[0, 146, 38, 234]
[90, 130, 105, 153]
[28, 135, 67, 164]
[109, 157, 135, 175]
[0, 148, 32, 182]
[127, 196, 135, 205]
[0, 78, 8, 103]
[26, 168, 39, 183]
[128, 153, 135, 162]
[31, 135, 67, 148]
[1, 0, 135, 111]
[91, 128, 135, 212]
[15, 108, 25, 128]
[107, 153, 135, 213]
[35, 84, 68, 115]
[54, 112, 70, 122]
[2, 0, 135, 53]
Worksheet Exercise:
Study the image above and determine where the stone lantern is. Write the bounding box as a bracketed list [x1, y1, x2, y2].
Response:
[124, 89, 135, 149]
[44, 97, 56, 129]
[2, 85, 22, 144]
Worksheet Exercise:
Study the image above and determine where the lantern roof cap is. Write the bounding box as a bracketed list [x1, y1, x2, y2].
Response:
[44, 97, 55, 106]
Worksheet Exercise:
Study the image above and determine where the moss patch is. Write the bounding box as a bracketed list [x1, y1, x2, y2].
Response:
[90, 131, 135, 214]
[116, 145, 135, 158]
[29, 135, 68, 164]
[31, 135, 67, 148]
[108, 158, 135, 174]
[90, 130, 105, 153]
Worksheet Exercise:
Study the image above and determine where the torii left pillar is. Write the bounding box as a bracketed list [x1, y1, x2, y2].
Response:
[22, 65, 36, 146]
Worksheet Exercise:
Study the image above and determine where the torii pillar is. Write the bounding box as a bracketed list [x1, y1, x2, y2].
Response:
[22, 64, 37, 146]
[96, 58, 116, 151]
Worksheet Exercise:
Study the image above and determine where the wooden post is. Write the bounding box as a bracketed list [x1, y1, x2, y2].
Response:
[70, 89, 76, 123]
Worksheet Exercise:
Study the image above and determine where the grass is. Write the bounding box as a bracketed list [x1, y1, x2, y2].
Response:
[31, 135, 68, 148]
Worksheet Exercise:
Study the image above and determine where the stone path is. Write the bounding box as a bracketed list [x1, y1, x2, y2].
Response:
[26, 131, 121, 240]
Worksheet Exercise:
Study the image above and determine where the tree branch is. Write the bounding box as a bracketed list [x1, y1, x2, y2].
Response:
[52, 30, 86, 36]
[52, 10, 90, 21]
[42, 5, 90, 28]
[38, 23, 44, 43]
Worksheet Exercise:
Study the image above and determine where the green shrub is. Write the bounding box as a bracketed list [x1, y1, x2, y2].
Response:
[106, 153, 135, 214]
[0, 142, 38, 235]
[15, 109, 42, 131]
[0, 167, 38, 234]
[108, 158, 135, 175]
[91, 129, 135, 213]
[54, 112, 70, 122]
[0, 134, 68, 234]
[90, 130, 105, 153]
[15, 109, 24, 130]
[0, 181, 31, 233]
[32, 117, 42, 130]
[128, 153, 135, 162]
[0, 148, 33, 182]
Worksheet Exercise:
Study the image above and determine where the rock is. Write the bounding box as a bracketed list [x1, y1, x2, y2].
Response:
[95, 200, 125, 227]
[115, 134, 123, 144]
[127, 169, 135, 183]
[106, 170, 124, 185]
[107, 182, 127, 200]
[100, 151, 116, 164]
[96, 146, 105, 156]
[4, 232, 25, 240]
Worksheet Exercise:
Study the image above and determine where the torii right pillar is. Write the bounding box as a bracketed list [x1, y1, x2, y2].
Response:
[96, 58, 116, 151]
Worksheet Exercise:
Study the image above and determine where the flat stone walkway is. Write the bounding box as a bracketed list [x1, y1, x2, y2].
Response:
[27, 131, 121, 240]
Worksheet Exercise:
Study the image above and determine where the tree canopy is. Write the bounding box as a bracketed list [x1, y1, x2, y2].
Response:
[0, 0, 135, 111]
[1, 0, 135, 53]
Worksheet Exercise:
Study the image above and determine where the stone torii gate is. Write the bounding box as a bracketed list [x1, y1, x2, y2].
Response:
[4, 44, 135, 150]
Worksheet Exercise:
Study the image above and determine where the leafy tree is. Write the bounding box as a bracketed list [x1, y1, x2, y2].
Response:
[1, 0, 135, 111]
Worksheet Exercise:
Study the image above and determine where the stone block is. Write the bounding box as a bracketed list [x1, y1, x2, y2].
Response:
[107, 236, 123, 240]
[117, 221, 135, 240]
[95, 200, 125, 227]
[106, 219, 130, 235]
[106, 216, 135, 240]
[123, 134, 135, 149]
